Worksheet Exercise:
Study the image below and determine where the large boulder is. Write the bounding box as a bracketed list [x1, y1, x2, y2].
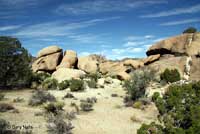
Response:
[32, 52, 62, 72]
[56, 50, 77, 69]
[52, 68, 86, 82]
[78, 55, 98, 73]
[143, 54, 160, 65]
[146, 33, 200, 56]
[190, 56, 200, 81]
[123, 59, 144, 69]
[37, 46, 62, 58]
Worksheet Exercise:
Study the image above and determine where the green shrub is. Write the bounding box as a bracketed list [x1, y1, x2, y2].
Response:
[138, 82, 200, 134]
[137, 122, 164, 134]
[0, 93, 5, 101]
[80, 102, 93, 112]
[86, 73, 100, 82]
[44, 102, 65, 115]
[132, 101, 143, 109]
[47, 115, 74, 134]
[28, 90, 56, 106]
[58, 80, 70, 90]
[183, 27, 197, 34]
[160, 68, 181, 83]
[124, 68, 155, 101]
[69, 79, 84, 92]
[152, 92, 160, 102]
[87, 79, 97, 88]
[42, 78, 58, 90]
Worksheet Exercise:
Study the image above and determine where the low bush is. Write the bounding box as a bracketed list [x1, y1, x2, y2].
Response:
[69, 79, 85, 92]
[137, 122, 164, 134]
[137, 81, 200, 134]
[151, 92, 160, 102]
[31, 72, 51, 89]
[0, 103, 15, 112]
[47, 115, 74, 134]
[124, 68, 155, 101]
[132, 101, 143, 109]
[160, 68, 181, 83]
[80, 102, 93, 112]
[63, 93, 74, 99]
[87, 79, 97, 88]
[66, 111, 76, 121]
[0, 93, 5, 101]
[58, 80, 70, 90]
[13, 97, 24, 103]
[44, 102, 65, 115]
[42, 78, 58, 90]
[28, 90, 56, 106]
[183, 27, 197, 34]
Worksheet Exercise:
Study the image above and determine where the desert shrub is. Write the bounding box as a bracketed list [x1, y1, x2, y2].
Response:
[66, 111, 76, 121]
[47, 115, 74, 134]
[137, 122, 164, 134]
[124, 68, 155, 101]
[152, 92, 160, 102]
[42, 78, 58, 90]
[138, 82, 200, 134]
[69, 79, 84, 92]
[80, 102, 93, 112]
[0, 93, 5, 101]
[13, 97, 24, 103]
[86, 73, 100, 82]
[0, 103, 15, 112]
[183, 27, 197, 34]
[87, 79, 97, 88]
[63, 93, 74, 99]
[28, 90, 56, 106]
[58, 80, 70, 90]
[31, 72, 51, 84]
[44, 102, 65, 115]
[130, 115, 141, 123]
[160, 68, 181, 83]
[132, 101, 143, 109]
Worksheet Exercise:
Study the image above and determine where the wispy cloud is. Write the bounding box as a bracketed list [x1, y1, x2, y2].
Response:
[56, 0, 167, 15]
[141, 4, 200, 18]
[0, 25, 22, 31]
[160, 18, 200, 26]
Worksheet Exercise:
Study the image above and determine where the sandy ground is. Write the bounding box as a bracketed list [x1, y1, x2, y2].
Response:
[0, 80, 159, 134]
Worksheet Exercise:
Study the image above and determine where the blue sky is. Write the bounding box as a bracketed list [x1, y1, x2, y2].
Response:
[0, 0, 200, 59]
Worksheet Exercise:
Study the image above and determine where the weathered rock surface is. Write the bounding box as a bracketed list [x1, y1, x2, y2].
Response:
[56, 50, 77, 69]
[37, 46, 62, 58]
[143, 54, 160, 65]
[78, 55, 99, 73]
[32, 52, 62, 72]
[123, 59, 144, 69]
[146, 33, 200, 56]
[52, 68, 86, 82]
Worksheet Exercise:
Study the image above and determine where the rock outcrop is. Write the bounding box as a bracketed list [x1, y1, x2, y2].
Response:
[78, 55, 99, 73]
[146, 33, 200, 57]
[32, 46, 63, 72]
[52, 68, 86, 82]
[56, 50, 77, 69]
[143, 54, 160, 65]
[123, 59, 144, 69]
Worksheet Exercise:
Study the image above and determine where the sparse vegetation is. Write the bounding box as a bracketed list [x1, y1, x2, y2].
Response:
[80, 97, 97, 112]
[124, 68, 155, 101]
[183, 27, 197, 34]
[160, 68, 181, 83]
[58, 80, 70, 90]
[137, 122, 164, 134]
[13, 97, 24, 103]
[66, 111, 76, 121]
[0, 103, 15, 112]
[63, 93, 74, 99]
[69, 79, 85, 92]
[132, 101, 143, 109]
[28, 90, 56, 106]
[87, 79, 97, 88]
[44, 101, 65, 115]
[47, 114, 74, 134]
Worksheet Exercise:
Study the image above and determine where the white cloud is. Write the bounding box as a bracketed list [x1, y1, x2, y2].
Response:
[56, 0, 167, 15]
[0, 25, 22, 31]
[125, 35, 155, 41]
[129, 47, 143, 53]
[79, 52, 91, 56]
[141, 4, 200, 18]
[160, 18, 200, 26]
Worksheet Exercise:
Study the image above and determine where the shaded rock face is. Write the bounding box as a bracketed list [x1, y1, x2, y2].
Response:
[146, 33, 200, 56]
[32, 46, 63, 73]
[56, 50, 77, 69]
[52, 68, 86, 82]
[78, 56, 98, 74]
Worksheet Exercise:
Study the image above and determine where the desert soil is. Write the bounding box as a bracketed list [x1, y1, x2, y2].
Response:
[0, 80, 159, 134]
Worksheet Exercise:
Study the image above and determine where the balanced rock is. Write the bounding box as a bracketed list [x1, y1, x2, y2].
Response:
[37, 45, 62, 58]
[146, 33, 200, 56]
[52, 68, 86, 82]
[123, 59, 144, 69]
[78, 55, 98, 73]
[56, 50, 77, 69]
